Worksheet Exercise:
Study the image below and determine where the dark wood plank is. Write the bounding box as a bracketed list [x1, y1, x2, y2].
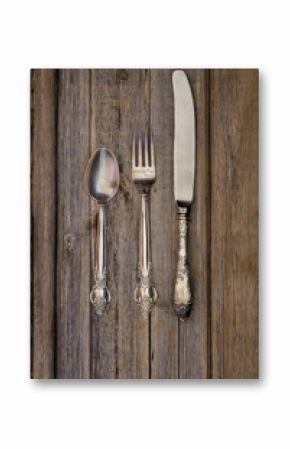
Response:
[56, 69, 91, 378]
[178, 69, 210, 379]
[210, 69, 259, 378]
[31, 69, 57, 379]
[117, 69, 150, 378]
[150, 70, 179, 379]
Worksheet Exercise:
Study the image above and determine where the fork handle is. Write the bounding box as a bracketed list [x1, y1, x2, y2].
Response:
[90, 205, 110, 315]
[173, 206, 192, 320]
[134, 192, 158, 318]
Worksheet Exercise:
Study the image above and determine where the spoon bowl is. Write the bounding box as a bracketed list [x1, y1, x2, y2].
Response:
[86, 148, 119, 204]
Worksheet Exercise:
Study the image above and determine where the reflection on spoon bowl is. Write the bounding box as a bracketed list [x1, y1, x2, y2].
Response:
[86, 148, 119, 204]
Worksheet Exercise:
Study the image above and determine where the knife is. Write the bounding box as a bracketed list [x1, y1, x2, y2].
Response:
[172, 70, 195, 320]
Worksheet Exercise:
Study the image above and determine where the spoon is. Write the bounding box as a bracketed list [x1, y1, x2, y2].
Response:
[86, 148, 119, 315]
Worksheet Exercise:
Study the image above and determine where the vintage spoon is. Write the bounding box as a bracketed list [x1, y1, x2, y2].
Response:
[85, 148, 119, 315]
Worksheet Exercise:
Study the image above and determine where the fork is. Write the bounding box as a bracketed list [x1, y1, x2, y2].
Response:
[132, 132, 158, 318]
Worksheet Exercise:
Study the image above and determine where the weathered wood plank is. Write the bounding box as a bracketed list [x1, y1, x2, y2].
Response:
[90, 69, 120, 379]
[178, 69, 210, 379]
[56, 69, 91, 378]
[150, 69, 179, 379]
[31, 69, 56, 379]
[210, 69, 259, 378]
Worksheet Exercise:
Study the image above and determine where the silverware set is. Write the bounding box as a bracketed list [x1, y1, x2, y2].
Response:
[86, 70, 195, 320]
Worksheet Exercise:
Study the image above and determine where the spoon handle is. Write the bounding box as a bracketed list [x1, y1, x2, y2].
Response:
[90, 205, 110, 315]
[134, 192, 158, 319]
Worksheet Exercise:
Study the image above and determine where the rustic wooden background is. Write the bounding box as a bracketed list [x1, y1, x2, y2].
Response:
[31, 69, 258, 379]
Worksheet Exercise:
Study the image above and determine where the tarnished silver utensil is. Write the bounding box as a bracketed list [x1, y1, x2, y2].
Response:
[132, 132, 158, 319]
[85, 148, 119, 316]
[172, 70, 196, 320]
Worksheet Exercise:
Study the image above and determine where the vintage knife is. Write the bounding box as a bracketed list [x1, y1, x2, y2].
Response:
[172, 70, 195, 320]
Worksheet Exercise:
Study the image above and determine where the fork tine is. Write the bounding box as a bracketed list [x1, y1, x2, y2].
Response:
[138, 132, 142, 166]
[144, 132, 149, 166]
[150, 132, 155, 167]
[132, 133, 136, 167]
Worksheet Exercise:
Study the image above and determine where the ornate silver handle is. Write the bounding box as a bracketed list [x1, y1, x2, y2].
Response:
[173, 206, 192, 320]
[90, 205, 110, 315]
[134, 193, 158, 319]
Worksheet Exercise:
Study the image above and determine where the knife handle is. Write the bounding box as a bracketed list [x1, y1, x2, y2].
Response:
[174, 206, 192, 320]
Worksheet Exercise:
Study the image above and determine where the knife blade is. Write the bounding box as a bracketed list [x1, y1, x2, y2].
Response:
[172, 70, 195, 320]
[173, 70, 195, 205]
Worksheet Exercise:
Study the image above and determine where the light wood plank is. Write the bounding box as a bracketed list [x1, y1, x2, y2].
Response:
[210, 69, 259, 378]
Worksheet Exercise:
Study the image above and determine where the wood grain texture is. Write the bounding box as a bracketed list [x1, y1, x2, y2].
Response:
[210, 69, 259, 379]
[31, 69, 56, 379]
[56, 70, 91, 378]
[31, 69, 259, 379]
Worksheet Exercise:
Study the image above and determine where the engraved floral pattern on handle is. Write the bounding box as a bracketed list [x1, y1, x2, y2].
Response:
[133, 192, 158, 319]
[90, 269, 111, 316]
[173, 206, 192, 320]
[134, 262, 158, 319]
[90, 205, 111, 316]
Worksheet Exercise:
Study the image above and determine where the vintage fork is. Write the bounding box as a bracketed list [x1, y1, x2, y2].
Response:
[132, 132, 158, 318]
